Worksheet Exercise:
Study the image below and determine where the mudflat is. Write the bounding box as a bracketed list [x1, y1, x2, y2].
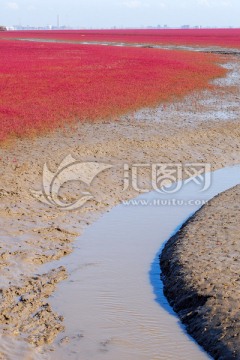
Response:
[161, 185, 240, 360]
[0, 55, 239, 355]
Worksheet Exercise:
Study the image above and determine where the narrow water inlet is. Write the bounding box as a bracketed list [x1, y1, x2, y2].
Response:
[40, 165, 240, 360]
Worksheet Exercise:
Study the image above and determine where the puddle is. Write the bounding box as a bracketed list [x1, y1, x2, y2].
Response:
[40, 165, 240, 360]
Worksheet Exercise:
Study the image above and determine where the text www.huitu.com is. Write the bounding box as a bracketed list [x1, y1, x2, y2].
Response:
[122, 199, 208, 207]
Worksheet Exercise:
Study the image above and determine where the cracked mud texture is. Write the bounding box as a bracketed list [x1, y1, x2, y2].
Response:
[161, 185, 240, 360]
[0, 267, 67, 346]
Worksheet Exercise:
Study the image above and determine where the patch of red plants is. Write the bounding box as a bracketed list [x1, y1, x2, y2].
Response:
[1, 29, 240, 49]
[0, 40, 225, 141]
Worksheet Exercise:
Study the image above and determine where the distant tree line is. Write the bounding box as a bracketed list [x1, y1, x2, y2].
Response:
[0, 26, 7, 31]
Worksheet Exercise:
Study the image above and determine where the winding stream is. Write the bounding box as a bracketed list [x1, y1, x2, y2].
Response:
[38, 164, 240, 360]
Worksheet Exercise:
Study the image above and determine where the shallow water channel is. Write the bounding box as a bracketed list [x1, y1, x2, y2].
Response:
[36, 165, 240, 360]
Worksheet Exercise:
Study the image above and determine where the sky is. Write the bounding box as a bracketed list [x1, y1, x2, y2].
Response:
[0, 0, 239, 28]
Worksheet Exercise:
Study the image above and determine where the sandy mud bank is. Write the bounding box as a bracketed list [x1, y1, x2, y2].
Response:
[161, 185, 240, 359]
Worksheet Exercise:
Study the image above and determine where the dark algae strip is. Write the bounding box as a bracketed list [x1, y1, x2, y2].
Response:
[160, 186, 240, 360]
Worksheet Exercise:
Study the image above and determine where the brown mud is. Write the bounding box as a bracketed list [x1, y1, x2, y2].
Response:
[161, 185, 240, 360]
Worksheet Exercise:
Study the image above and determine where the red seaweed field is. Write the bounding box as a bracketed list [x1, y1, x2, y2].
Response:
[1, 28, 240, 49]
[0, 39, 225, 141]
